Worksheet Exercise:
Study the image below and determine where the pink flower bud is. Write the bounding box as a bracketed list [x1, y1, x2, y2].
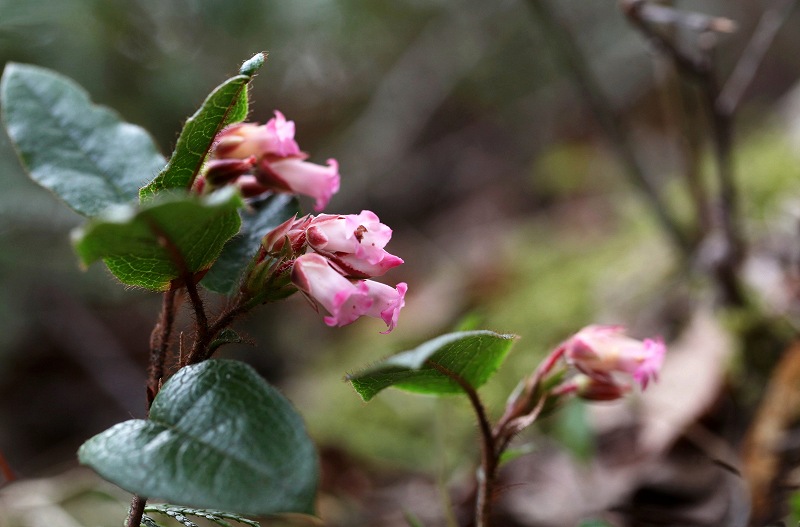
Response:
[306, 211, 403, 277]
[291, 253, 406, 332]
[261, 215, 312, 255]
[213, 112, 300, 160]
[563, 325, 666, 389]
[570, 374, 631, 401]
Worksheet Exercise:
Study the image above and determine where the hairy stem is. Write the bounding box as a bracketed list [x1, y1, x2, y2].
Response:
[147, 289, 177, 409]
[427, 361, 496, 527]
[126, 495, 147, 527]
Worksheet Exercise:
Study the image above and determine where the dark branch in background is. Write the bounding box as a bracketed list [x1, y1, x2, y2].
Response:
[524, 0, 692, 257]
[621, 0, 746, 306]
[718, 0, 798, 115]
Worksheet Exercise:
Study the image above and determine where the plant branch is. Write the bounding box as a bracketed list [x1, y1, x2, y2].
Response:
[126, 495, 147, 527]
[718, 0, 798, 115]
[525, 0, 692, 256]
[622, 0, 746, 305]
[146, 289, 177, 409]
[426, 361, 495, 527]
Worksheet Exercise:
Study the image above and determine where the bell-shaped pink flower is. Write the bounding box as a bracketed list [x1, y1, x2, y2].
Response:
[563, 325, 665, 389]
[258, 157, 340, 212]
[305, 211, 403, 277]
[291, 253, 406, 332]
[210, 111, 340, 210]
[292, 253, 371, 327]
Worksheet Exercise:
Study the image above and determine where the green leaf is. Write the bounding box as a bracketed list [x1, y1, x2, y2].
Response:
[202, 193, 300, 294]
[79, 360, 318, 516]
[347, 330, 518, 401]
[139, 53, 265, 200]
[0, 63, 166, 217]
[72, 188, 243, 291]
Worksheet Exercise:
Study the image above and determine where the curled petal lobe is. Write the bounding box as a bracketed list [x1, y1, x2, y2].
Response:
[363, 280, 407, 333]
[264, 111, 301, 157]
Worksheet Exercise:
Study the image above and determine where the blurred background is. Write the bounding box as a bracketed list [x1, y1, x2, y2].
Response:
[2, 0, 800, 525]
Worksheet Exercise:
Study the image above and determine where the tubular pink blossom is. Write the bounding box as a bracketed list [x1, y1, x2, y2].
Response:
[259, 157, 340, 212]
[563, 325, 666, 389]
[291, 253, 371, 327]
[305, 211, 403, 277]
[290, 253, 407, 332]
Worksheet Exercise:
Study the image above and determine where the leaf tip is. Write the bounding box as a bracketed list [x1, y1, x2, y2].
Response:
[240, 53, 267, 77]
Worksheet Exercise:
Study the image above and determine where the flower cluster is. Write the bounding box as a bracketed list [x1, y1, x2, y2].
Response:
[496, 325, 665, 440]
[257, 210, 407, 333]
[546, 324, 665, 402]
[198, 111, 340, 211]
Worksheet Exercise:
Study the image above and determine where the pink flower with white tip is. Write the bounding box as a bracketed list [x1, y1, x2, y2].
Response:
[291, 253, 407, 332]
[306, 211, 403, 277]
[562, 325, 666, 389]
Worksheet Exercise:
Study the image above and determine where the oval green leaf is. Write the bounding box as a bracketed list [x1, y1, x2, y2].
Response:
[0, 63, 166, 217]
[78, 360, 318, 516]
[347, 330, 518, 401]
[202, 193, 300, 294]
[72, 188, 243, 290]
[139, 53, 265, 200]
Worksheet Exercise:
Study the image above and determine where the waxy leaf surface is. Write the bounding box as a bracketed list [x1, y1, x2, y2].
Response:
[79, 360, 318, 515]
[348, 330, 517, 401]
[139, 53, 265, 200]
[0, 63, 165, 216]
[73, 188, 243, 290]
[202, 193, 299, 294]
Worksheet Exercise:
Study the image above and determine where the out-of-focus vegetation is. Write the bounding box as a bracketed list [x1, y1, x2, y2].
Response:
[3, 0, 800, 525]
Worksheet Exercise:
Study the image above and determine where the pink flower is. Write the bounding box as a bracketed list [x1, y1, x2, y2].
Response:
[291, 253, 406, 332]
[562, 325, 666, 389]
[214, 112, 300, 159]
[210, 112, 340, 210]
[305, 211, 403, 277]
[258, 157, 340, 212]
